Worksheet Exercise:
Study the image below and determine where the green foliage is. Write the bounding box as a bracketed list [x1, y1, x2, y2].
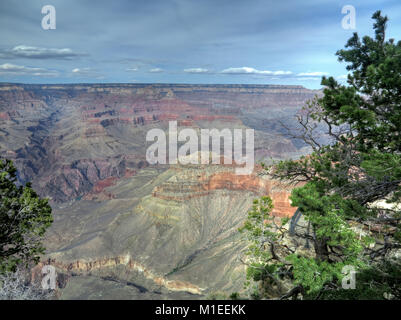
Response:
[287, 256, 340, 295]
[0, 158, 53, 273]
[315, 259, 401, 300]
[240, 11, 401, 299]
[229, 292, 240, 300]
[240, 197, 295, 298]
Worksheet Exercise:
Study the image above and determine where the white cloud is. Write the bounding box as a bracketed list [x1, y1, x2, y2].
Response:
[71, 67, 104, 79]
[0, 45, 86, 59]
[220, 67, 292, 75]
[273, 71, 293, 75]
[296, 77, 321, 81]
[337, 74, 348, 80]
[297, 71, 329, 76]
[184, 68, 209, 73]
[0, 63, 58, 76]
[149, 68, 163, 73]
[126, 67, 138, 72]
[72, 67, 92, 74]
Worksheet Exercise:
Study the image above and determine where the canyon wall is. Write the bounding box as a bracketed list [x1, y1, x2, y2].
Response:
[0, 83, 317, 299]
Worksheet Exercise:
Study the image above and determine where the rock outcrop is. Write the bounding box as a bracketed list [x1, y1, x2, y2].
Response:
[153, 165, 296, 217]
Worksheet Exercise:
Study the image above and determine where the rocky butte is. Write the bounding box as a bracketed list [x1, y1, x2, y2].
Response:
[0, 83, 321, 299]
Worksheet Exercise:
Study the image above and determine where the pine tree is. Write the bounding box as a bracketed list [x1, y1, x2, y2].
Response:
[240, 11, 401, 299]
[0, 158, 53, 273]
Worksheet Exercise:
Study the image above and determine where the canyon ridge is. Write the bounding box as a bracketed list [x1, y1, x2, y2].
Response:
[0, 83, 321, 299]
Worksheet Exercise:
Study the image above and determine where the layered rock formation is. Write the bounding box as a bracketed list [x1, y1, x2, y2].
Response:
[0, 83, 318, 299]
[152, 165, 296, 217]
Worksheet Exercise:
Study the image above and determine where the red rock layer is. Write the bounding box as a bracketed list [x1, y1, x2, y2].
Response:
[153, 170, 297, 218]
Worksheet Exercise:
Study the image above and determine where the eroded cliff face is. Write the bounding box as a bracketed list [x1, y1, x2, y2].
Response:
[33, 255, 204, 295]
[152, 166, 296, 217]
[39, 164, 296, 298]
[0, 83, 315, 299]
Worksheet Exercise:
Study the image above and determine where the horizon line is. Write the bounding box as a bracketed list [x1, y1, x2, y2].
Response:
[0, 82, 321, 90]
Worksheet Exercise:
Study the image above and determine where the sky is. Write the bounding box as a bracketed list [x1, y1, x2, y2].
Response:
[0, 0, 400, 89]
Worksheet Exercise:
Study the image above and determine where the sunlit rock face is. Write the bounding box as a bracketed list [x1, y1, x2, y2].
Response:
[0, 83, 318, 299]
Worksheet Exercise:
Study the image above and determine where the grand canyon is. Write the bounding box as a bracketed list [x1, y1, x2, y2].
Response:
[0, 83, 320, 299]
